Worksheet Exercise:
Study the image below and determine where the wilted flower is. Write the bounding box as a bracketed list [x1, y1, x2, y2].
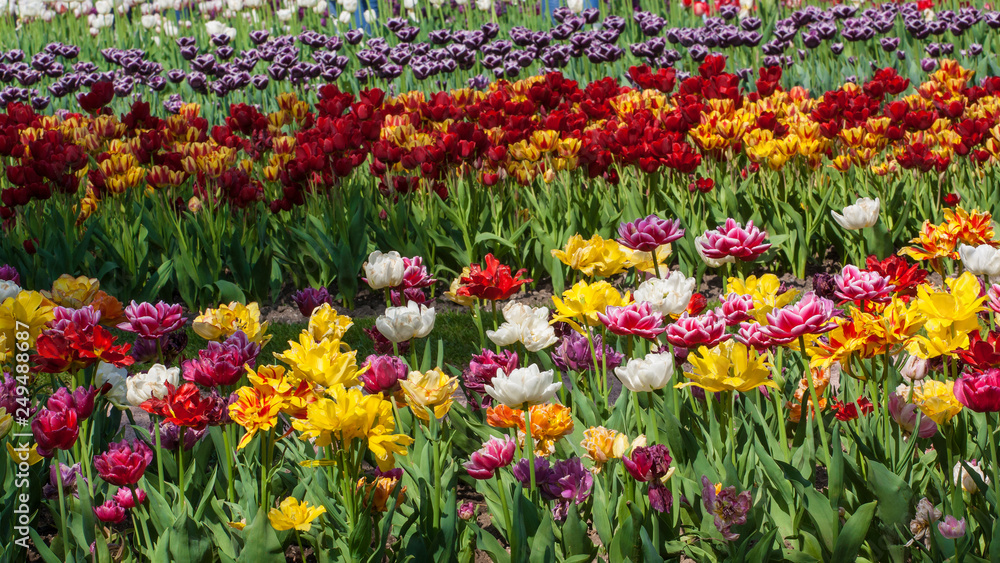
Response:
[375, 301, 435, 343]
[363, 250, 406, 290]
[908, 497, 941, 548]
[42, 462, 84, 499]
[268, 497, 326, 532]
[484, 364, 562, 410]
[701, 476, 751, 541]
[831, 197, 880, 230]
[615, 353, 675, 392]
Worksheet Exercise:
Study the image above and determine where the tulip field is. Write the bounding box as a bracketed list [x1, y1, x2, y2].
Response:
[4, 0, 1000, 561]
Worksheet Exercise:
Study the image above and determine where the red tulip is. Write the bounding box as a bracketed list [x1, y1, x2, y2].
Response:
[94, 440, 153, 486]
[953, 369, 1000, 412]
[456, 254, 532, 301]
[141, 383, 217, 430]
[31, 408, 79, 457]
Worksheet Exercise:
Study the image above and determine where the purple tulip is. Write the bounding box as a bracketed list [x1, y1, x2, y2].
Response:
[0, 264, 20, 285]
[292, 287, 333, 317]
[463, 349, 519, 408]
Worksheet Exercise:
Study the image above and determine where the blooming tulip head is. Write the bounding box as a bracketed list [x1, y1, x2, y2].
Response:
[888, 393, 937, 438]
[617, 215, 684, 252]
[42, 462, 84, 499]
[31, 408, 79, 457]
[831, 197, 880, 230]
[363, 250, 406, 290]
[697, 219, 771, 263]
[551, 331, 623, 373]
[958, 244, 1000, 277]
[94, 500, 127, 524]
[633, 271, 696, 316]
[938, 516, 967, 539]
[484, 364, 562, 410]
[457, 254, 532, 301]
[268, 497, 327, 532]
[400, 368, 459, 421]
[126, 364, 181, 407]
[952, 368, 1000, 412]
[598, 301, 665, 340]
[463, 435, 516, 479]
[113, 487, 147, 509]
[94, 439, 153, 486]
[833, 265, 894, 304]
[666, 310, 729, 349]
[615, 352, 675, 393]
[375, 301, 435, 343]
[487, 303, 558, 352]
[759, 292, 837, 345]
[0, 280, 20, 302]
[463, 349, 519, 408]
[360, 354, 409, 395]
[117, 301, 186, 338]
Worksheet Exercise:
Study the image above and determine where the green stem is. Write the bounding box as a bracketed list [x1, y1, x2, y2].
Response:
[54, 454, 70, 556]
[989, 413, 1000, 512]
[154, 419, 165, 500]
[524, 406, 536, 492]
[177, 444, 185, 506]
[495, 474, 513, 539]
[131, 486, 154, 556]
[651, 244, 663, 280]
[222, 426, 235, 505]
[295, 531, 306, 562]
[799, 335, 832, 469]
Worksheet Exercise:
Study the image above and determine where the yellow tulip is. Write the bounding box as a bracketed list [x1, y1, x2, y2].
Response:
[41, 274, 100, 309]
[677, 341, 777, 393]
[307, 304, 353, 343]
[228, 386, 283, 449]
[193, 301, 270, 345]
[276, 332, 363, 389]
[911, 380, 963, 425]
[551, 280, 630, 332]
[550, 234, 631, 278]
[268, 497, 326, 532]
[400, 369, 458, 421]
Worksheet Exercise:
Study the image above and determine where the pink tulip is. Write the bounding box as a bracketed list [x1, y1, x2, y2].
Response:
[718, 293, 755, 326]
[953, 369, 1000, 413]
[617, 215, 685, 252]
[117, 301, 186, 339]
[598, 302, 666, 340]
[464, 436, 516, 480]
[697, 219, 771, 262]
[833, 265, 894, 304]
[888, 393, 937, 438]
[665, 311, 729, 349]
[759, 293, 837, 345]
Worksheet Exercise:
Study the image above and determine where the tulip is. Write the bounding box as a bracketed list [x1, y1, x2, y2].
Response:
[953, 460, 989, 493]
[360, 354, 409, 394]
[833, 265, 894, 304]
[759, 293, 837, 345]
[938, 516, 967, 539]
[900, 354, 929, 381]
[952, 369, 1000, 412]
[400, 369, 458, 421]
[958, 244, 1000, 277]
[617, 215, 684, 252]
[117, 301, 186, 338]
[697, 219, 771, 262]
[622, 444, 672, 482]
[375, 301, 435, 343]
[888, 393, 937, 438]
[182, 332, 260, 387]
[46, 386, 98, 419]
[464, 435, 516, 479]
[701, 476, 751, 541]
[987, 284, 1000, 315]
[463, 349, 519, 408]
[718, 293, 754, 325]
[551, 331, 623, 373]
[268, 497, 327, 532]
[457, 253, 533, 301]
[94, 439, 153, 486]
[291, 287, 332, 316]
[42, 462, 85, 499]
[363, 250, 405, 290]
[665, 311, 729, 349]
[0, 264, 19, 285]
[93, 500, 127, 524]
[95, 362, 128, 406]
[695, 234, 735, 267]
[126, 364, 181, 407]
[484, 364, 562, 410]
[598, 301, 665, 340]
[458, 502, 476, 521]
[0, 280, 20, 302]
[113, 487, 147, 509]
[31, 408, 79, 457]
[487, 303, 558, 352]
[633, 271, 696, 316]
[615, 353, 675, 393]
[831, 197, 880, 229]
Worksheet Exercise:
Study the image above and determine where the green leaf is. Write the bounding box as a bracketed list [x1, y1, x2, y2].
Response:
[529, 512, 555, 563]
[236, 507, 284, 562]
[168, 512, 213, 563]
[28, 528, 61, 563]
[832, 501, 877, 561]
[866, 460, 911, 525]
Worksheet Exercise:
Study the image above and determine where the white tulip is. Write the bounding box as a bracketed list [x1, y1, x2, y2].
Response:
[363, 8, 376, 22]
[634, 271, 696, 316]
[831, 197, 880, 230]
[364, 250, 405, 290]
[276, 7, 292, 20]
[0, 281, 20, 303]
[953, 460, 989, 493]
[487, 303, 558, 351]
[899, 354, 929, 382]
[958, 244, 1000, 277]
[615, 352, 675, 392]
[95, 362, 129, 407]
[695, 233, 736, 267]
[375, 301, 435, 343]
[566, 0, 582, 12]
[338, 9, 351, 22]
[340, 0, 357, 11]
[485, 364, 562, 409]
[475, 0, 491, 10]
[126, 363, 180, 407]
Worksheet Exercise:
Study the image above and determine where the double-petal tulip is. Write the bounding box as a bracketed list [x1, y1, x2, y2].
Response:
[117, 301, 186, 338]
[833, 265, 894, 304]
[363, 250, 405, 290]
[697, 219, 771, 262]
[400, 368, 458, 421]
[598, 301, 665, 340]
[375, 301, 435, 343]
[457, 254, 532, 301]
[665, 311, 729, 349]
[464, 435, 516, 479]
[831, 197, 880, 230]
[952, 369, 1000, 412]
[617, 215, 684, 252]
[93, 501, 127, 524]
[126, 364, 180, 407]
[93, 439, 153, 486]
[633, 272, 696, 316]
[552, 280, 630, 332]
[615, 352, 675, 392]
[31, 408, 79, 457]
[759, 293, 837, 345]
[678, 341, 776, 393]
[484, 364, 562, 410]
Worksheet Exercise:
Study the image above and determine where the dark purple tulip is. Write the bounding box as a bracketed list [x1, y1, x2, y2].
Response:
[345, 29, 364, 45]
[31, 96, 50, 111]
[180, 46, 199, 61]
[830, 43, 844, 54]
[967, 43, 983, 57]
[251, 75, 269, 89]
[880, 37, 900, 52]
[0, 264, 19, 285]
[163, 93, 184, 114]
[581, 8, 599, 24]
[5, 50, 24, 63]
[897, 50, 907, 61]
[921, 57, 938, 72]
[249, 30, 270, 45]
